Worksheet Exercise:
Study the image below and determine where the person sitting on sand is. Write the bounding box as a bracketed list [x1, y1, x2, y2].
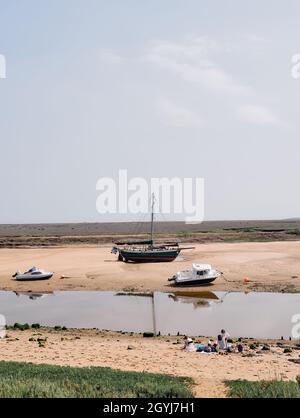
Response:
[236, 343, 243, 353]
[204, 339, 213, 353]
[182, 337, 197, 352]
[195, 339, 218, 354]
[211, 342, 219, 353]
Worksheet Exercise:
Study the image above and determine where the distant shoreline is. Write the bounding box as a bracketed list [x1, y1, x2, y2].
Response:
[0, 219, 300, 237]
[0, 220, 299, 248]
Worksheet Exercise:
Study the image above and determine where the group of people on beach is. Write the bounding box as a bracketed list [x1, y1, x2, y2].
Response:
[182, 329, 243, 354]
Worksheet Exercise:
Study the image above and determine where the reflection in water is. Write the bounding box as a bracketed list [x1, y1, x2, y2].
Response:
[171, 291, 219, 300]
[168, 294, 211, 309]
[0, 290, 299, 339]
[14, 292, 53, 301]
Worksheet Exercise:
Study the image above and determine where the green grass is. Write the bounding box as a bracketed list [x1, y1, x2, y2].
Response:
[226, 379, 300, 398]
[282, 287, 300, 294]
[0, 361, 193, 398]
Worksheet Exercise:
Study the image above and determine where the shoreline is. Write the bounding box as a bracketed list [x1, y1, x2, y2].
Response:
[1, 327, 299, 398]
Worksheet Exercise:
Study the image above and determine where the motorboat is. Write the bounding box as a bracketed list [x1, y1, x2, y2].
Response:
[168, 264, 222, 286]
[12, 267, 53, 281]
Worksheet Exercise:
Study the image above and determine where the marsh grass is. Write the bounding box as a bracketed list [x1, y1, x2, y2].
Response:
[0, 362, 193, 398]
[283, 287, 300, 294]
[226, 379, 300, 398]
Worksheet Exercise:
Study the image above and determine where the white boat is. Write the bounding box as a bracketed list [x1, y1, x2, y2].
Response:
[168, 264, 222, 286]
[12, 267, 53, 281]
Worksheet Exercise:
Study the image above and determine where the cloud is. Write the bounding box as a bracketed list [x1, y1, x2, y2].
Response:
[237, 105, 279, 126]
[156, 97, 203, 128]
[98, 49, 122, 64]
[243, 33, 270, 44]
[144, 37, 250, 95]
[144, 37, 283, 129]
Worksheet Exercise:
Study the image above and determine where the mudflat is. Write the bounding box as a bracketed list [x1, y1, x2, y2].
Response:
[0, 241, 299, 293]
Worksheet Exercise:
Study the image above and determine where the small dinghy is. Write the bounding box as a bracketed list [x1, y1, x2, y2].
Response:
[168, 264, 222, 286]
[12, 266, 53, 281]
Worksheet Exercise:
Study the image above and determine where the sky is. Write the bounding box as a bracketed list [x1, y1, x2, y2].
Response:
[0, 0, 300, 223]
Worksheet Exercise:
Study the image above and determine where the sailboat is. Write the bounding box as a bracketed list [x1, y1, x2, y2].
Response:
[111, 194, 194, 263]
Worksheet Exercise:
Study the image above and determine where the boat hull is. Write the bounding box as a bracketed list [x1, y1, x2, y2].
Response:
[120, 249, 180, 263]
[15, 273, 53, 281]
[171, 277, 218, 286]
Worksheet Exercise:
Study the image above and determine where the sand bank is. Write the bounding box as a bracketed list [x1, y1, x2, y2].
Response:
[0, 241, 299, 293]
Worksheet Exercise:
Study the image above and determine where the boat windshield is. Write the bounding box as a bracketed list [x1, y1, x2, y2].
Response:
[26, 267, 38, 274]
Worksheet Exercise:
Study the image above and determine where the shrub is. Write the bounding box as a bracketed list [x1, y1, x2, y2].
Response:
[143, 332, 154, 338]
[226, 379, 300, 398]
[0, 362, 194, 398]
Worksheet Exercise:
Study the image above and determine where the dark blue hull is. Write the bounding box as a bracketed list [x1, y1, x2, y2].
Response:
[172, 277, 217, 286]
[119, 249, 180, 263]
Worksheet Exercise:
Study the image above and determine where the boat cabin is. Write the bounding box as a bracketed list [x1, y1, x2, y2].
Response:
[192, 264, 212, 276]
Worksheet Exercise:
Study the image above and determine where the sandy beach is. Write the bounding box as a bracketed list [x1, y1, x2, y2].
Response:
[1, 328, 299, 398]
[0, 241, 299, 293]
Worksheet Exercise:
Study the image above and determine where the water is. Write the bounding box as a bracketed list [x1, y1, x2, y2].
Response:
[1, 290, 300, 339]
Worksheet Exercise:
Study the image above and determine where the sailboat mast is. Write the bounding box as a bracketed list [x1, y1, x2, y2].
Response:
[150, 193, 155, 244]
[151, 291, 157, 336]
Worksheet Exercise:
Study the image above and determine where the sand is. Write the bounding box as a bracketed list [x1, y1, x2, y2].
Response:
[0, 241, 299, 293]
[1, 328, 299, 398]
